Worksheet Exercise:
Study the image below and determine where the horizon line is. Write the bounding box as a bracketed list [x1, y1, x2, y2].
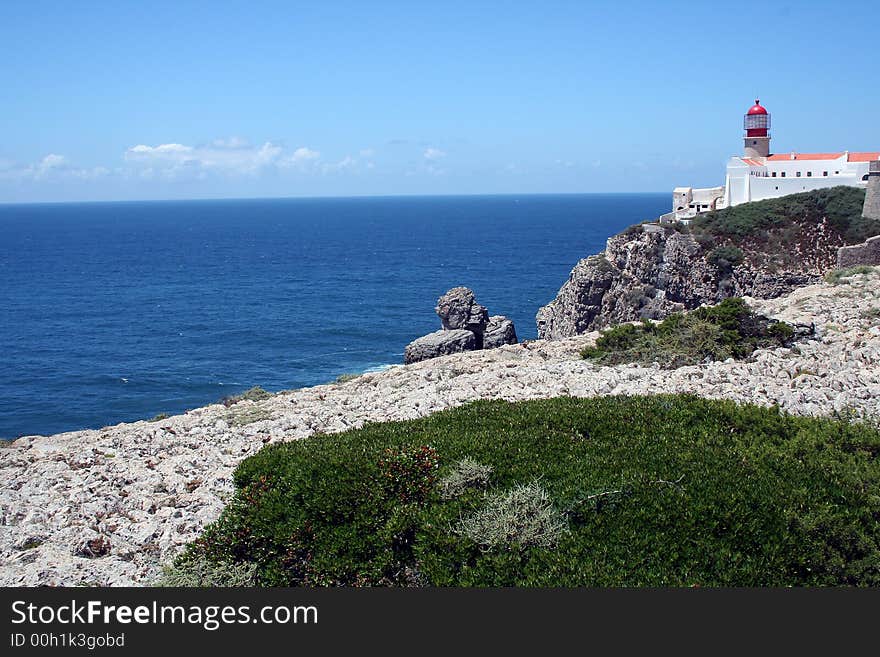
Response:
[0, 190, 669, 208]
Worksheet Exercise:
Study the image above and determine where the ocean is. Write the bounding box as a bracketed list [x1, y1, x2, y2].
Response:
[0, 193, 667, 439]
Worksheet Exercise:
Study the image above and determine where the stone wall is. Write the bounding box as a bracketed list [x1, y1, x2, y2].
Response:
[863, 161, 880, 222]
[837, 235, 880, 269]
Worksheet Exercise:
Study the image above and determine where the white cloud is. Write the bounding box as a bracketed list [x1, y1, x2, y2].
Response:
[211, 137, 250, 149]
[124, 141, 285, 176]
[0, 153, 109, 182]
[424, 147, 446, 161]
[279, 146, 321, 168]
[322, 155, 357, 174]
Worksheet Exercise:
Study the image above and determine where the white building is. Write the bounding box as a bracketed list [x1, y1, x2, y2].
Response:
[667, 100, 878, 222]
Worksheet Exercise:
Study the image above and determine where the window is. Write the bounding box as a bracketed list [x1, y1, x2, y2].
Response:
[807, 171, 812, 177]
[781, 172, 786, 177]
[771, 171, 777, 177]
[796, 171, 801, 177]
[835, 171, 840, 175]
[864, 174, 871, 181]
[823, 171, 828, 177]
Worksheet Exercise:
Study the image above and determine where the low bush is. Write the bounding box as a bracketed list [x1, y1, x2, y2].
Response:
[707, 245, 745, 273]
[155, 555, 257, 587]
[824, 265, 875, 285]
[439, 457, 493, 499]
[221, 386, 272, 407]
[335, 373, 361, 384]
[580, 298, 795, 367]
[165, 395, 880, 587]
[226, 407, 272, 427]
[456, 481, 568, 551]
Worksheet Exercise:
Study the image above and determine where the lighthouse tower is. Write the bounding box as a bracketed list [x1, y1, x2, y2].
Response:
[743, 99, 771, 158]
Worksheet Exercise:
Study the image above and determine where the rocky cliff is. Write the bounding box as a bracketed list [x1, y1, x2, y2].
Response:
[537, 187, 877, 339]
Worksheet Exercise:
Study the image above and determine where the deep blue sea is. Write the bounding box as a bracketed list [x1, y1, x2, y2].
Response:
[0, 194, 666, 439]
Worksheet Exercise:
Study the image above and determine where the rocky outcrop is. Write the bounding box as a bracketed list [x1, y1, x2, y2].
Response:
[3, 271, 880, 586]
[435, 287, 489, 339]
[537, 226, 823, 339]
[404, 329, 476, 364]
[483, 315, 518, 349]
[405, 287, 517, 363]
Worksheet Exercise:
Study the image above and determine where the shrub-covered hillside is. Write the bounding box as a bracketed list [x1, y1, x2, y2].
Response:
[691, 186, 872, 242]
[163, 395, 880, 587]
[687, 186, 877, 272]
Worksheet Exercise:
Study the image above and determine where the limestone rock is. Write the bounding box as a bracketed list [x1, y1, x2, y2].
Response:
[435, 287, 489, 338]
[537, 225, 826, 339]
[405, 287, 516, 363]
[483, 315, 518, 349]
[404, 329, 476, 364]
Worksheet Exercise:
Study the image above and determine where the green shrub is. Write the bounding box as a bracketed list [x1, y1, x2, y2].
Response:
[439, 458, 493, 499]
[580, 298, 796, 367]
[221, 386, 272, 407]
[707, 245, 745, 272]
[824, 265, 875, 285]
[173, 395, 880, 586]
[226, 407, 272, 427]
[335, 373, 361, 384]
[147, 413, 169, 423]
[155, 555, 257, 587]
[456, 481, 568, 551]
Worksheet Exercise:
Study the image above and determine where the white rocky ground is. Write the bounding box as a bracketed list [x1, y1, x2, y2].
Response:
[3, 272, 880, 587]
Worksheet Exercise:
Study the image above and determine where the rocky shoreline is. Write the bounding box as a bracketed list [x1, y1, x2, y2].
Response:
[3, 272, 880, 586]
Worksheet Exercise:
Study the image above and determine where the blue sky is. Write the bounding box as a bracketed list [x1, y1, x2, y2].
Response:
[1, 1, 877, 202]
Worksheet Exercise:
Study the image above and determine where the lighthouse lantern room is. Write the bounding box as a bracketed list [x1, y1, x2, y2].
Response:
[743, 100, 771, 158]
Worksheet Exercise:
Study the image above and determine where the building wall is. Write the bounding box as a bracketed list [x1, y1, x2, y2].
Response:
[671, 155, 873, 218]
[748, 173, 864, 202]
[725, 156, 870, 206]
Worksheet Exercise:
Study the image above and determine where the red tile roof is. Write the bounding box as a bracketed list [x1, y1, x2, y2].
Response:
[741, 158, 765, 167]
[766, 152, 844, 161]
[848, 152, 880, 162]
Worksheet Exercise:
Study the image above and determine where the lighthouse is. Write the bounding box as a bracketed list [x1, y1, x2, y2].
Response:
[664, 99, 878, 222]
[743, 99, 771, 158]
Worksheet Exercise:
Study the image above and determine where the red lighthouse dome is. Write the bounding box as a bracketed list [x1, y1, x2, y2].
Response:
[744, 99, 770, 137]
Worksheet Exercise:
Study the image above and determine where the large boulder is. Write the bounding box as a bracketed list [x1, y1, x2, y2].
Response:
[435, 287, 489, 340]
[482, 315, 517, 349]
[404, 329, 477, 364]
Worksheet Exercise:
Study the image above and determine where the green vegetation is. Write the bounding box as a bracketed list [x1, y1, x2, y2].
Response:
[438, 457, 493, 500]
[706, 245, 744, 273]
[691, 186, 872, 242]
[166, 395, 880, 586]
[456, 480, 569, 551]
[147, 413, 169, 423]
[825, 265, 875, 285]
[155, 555, 257, 587]
[335, 373, 361, 384]
[580, 298, 795, 367]
[226, 406, 272, 427]
[221, 386, 272, 407]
